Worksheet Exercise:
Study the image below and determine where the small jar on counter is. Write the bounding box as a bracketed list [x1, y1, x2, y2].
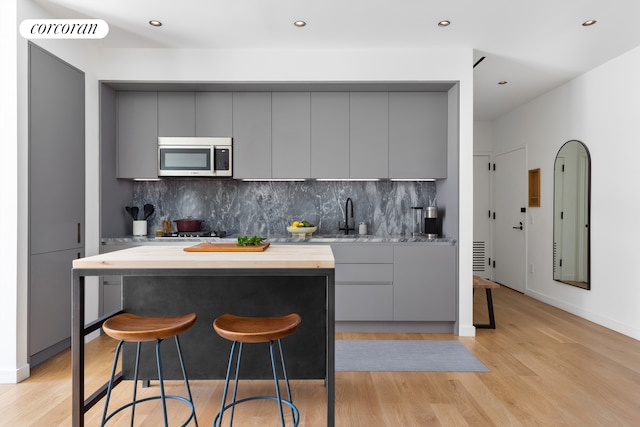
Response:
[163, 219, 172, 233]
[358, 222, 368, 235]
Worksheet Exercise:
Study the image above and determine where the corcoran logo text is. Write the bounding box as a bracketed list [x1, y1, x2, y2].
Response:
[20, 19, 109, 39]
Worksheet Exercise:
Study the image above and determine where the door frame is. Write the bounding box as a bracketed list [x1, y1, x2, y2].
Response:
[473, 151, 494, 281]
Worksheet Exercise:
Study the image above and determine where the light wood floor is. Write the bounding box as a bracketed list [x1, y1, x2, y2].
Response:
[3, 286, 640, 426]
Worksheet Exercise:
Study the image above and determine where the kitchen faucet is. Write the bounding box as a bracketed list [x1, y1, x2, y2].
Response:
[339, 197, 355, 235]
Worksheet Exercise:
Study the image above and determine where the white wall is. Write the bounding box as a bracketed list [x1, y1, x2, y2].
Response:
[493, 45, 640, 340]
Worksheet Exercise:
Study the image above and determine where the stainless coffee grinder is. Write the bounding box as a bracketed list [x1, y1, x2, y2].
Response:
[424, 206, 438, 239]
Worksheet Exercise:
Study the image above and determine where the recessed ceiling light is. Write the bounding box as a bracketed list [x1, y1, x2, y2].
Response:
[438, 20, 451, 27]
[498, 81, 508, 85]
[294, 20, 307, 27]
[582, 20, 597, 26]
[149, 20, 162, 27]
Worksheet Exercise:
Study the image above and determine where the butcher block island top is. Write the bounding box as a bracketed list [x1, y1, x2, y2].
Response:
[73, 243, 335, 270]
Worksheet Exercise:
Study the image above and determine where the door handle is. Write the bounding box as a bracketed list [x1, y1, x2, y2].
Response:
[512, 222, 523, 230]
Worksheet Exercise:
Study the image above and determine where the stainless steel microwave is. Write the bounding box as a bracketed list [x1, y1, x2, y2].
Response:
[158, 137, 232, 177]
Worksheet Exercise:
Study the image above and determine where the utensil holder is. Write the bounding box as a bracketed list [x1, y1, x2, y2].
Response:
[133, 220, 147, 236]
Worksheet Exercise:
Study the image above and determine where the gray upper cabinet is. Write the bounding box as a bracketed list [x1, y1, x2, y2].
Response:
[158, 92, 196, 136]
[389, 92, 448, 179]
[117, 91, 158, 179]
[310, 92, 350, 179]
[113, 89, 449, 180]
[272, 92, 311, 179]
[232, 92, 272, 179]
[195, 92, 233, 137]
[350, 92, 389, 178]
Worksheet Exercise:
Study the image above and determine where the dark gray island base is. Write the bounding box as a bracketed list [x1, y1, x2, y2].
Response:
[71, 244, 335, 427]
[123, 274, 327, 380]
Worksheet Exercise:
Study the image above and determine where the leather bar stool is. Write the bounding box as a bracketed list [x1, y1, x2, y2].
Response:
[212, 313, 302, 427]
[100, 312, 199, 427]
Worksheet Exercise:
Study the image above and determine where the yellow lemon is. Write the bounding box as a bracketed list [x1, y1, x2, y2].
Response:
[292, 221, 300, 227]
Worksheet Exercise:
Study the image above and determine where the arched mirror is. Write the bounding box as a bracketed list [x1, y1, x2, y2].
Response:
[553, 140, 590, 289]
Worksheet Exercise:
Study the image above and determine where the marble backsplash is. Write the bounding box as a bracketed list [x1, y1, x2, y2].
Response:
[133, 180, 437, 237]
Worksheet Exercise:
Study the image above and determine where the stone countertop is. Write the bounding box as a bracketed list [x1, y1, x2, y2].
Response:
[101, 234, 457, 246]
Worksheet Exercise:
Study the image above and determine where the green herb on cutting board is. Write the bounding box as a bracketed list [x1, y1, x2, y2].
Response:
[237, 235, 266, 246]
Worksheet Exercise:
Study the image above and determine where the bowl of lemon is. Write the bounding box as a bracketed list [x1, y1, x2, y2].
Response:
[287, 220, 317, 237]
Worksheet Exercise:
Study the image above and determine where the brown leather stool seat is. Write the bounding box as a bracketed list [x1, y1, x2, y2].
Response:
[212, 313, 302, 427]
[213, 313, 301, 343]
[103, 312, 197, 342]
[100, 312, 198, 427]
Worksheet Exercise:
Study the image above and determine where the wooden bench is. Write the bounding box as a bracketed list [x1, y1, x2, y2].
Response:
[473, 275, 500, 329]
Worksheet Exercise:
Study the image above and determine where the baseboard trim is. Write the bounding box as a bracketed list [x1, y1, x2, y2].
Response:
[336, 321, 455, 334]
[0, 363, 30, 384]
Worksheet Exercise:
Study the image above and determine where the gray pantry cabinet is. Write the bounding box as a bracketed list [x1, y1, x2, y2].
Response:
[310, 92, 350, 179]
[117, 91, 158, 179]
[389, 92, 448, 179]
[28, 43, 85, 365]
[272, 92, 311, 179]
[349, 92, 389, 179]
[232, 92, 272, 179]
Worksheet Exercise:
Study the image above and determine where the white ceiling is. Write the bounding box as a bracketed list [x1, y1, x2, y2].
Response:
[33, 0, 640, 121]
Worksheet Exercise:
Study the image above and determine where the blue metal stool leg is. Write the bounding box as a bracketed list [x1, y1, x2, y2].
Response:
[229, 342, 243, 426]
[174, 335, 198, 427]
[156, 339, 169, 427]
[269, 341, 287, 427]
[130, 342, 142, 427]
[101, 340, 124, 427]
[214, 340, 242, 427]
[277, 339, 296, 422]
[213, 340, 299, 427]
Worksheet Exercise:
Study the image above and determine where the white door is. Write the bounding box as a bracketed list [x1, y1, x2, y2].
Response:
[473, 155, 492, 279]
[494, 148, 526, 292]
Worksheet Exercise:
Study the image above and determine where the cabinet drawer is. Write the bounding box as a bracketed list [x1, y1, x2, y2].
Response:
[331, 244, 393, 263]
[336, 284, 393, 321]
[336, 264, 393, 284]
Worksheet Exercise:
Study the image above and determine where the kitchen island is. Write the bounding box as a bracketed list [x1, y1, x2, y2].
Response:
[71, 244, 335, 427]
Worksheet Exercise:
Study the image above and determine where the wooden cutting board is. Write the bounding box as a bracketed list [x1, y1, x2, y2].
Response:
[183, 242, 270, 252]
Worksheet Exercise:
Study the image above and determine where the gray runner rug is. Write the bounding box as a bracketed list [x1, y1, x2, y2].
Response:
[335, 340, 489, 372]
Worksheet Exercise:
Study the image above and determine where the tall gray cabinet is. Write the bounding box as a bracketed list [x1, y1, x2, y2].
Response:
[29, 44, 85, 366]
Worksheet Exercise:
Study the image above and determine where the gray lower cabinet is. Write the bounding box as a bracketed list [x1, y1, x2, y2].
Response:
[30, 249, 83, 364]
[158, 92, 196, 136]
[349, 92, 389, 179]
[117, 91, 158, 179]
[232, 92, 272, 179]
[272, 92, 311, 179]
[195, 92, 233, 137]
[393, 245, 457, 321]
[333, 244, 394, 321]
[310, 92, 350, 179]
[99, 243, 140, 316]
[389, 92, 448, 179]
